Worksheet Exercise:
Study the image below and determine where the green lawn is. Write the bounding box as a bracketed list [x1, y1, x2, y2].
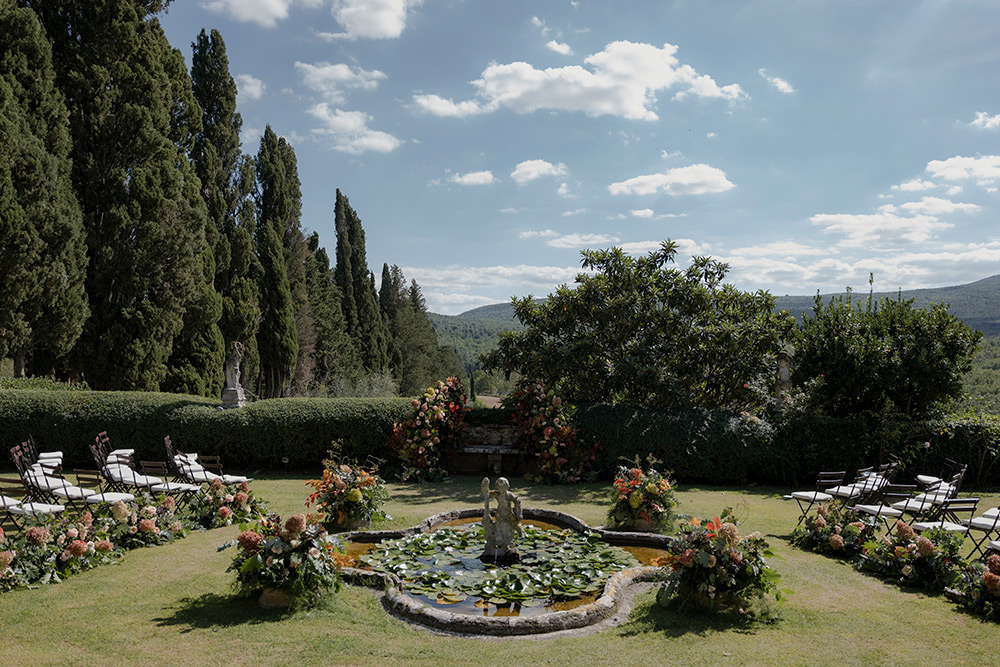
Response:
[2, 476, 999, 666]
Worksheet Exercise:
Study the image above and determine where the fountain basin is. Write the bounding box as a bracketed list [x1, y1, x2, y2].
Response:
[338, 507, 675, 636]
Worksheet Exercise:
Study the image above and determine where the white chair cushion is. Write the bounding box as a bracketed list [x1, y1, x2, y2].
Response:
[916, 474, 942, 486]
[913, 520, 968, 533]
[826, 485, 862, 498]
[109, 448, 134, 456]
[791, 491, 833, 502]
[150, 482, 199, 493]
[221, 475, 249, 484]
[0, 494, 22, 509]
[913, 493, 949, 505]
[855, 504, 903, 517]
[11, 502, 66, 515]
[967, 516, 1000, 531]
[988, 540, 1000, 552]
[84, 491, 135, 504]
[183, 468, 219, 482]
[52, 485, 97, 500]
[26, 472, 68, 492]
[892, 498, 937, 513]
[981, 507, 1000, 518]
[104, 465, 161, 487]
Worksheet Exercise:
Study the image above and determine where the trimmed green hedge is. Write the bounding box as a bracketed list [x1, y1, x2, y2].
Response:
[0, 390, 410, 472]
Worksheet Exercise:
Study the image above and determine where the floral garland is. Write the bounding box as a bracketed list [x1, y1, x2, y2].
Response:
[185, 479, 268, 529]
[391, 376, 469, 482]
[306, 450, 390, 532]
[655, 508, 781, 616]
[950, 554, 1000, 620]
[220, 513, 343, 608]
[606, 458, 677, 532]
[856, 520, 965, 592]
[790, 503, 880, 557]
[507, 379, 600, 484]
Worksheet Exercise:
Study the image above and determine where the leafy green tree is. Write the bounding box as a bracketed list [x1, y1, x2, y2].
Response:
[793, 286, 983, 418]
[29, 0, 210, 390]
[0, 0, 88, 377]
[484, 241, 796, 409]
[254, 125, 298, 397]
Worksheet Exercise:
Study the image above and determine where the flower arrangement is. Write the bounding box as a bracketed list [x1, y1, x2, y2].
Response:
[656, 508, 781, 616]
[506, 379, 600, 484]
[391, 376, 469, 482]
[96, 496, 188, 549]
[185, 479, 268, 529]
[790, 503, 880, 558]
[306, 449, 390, 532]
[0, 513, 123, 591]
[949, 554, 1000, 621]
[606, 457, 677, 533]
[856, 520, 965, 591]
[220, 513, 343, 608]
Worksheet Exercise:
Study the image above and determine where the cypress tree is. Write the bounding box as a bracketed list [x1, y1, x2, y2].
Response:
[255, 125, 297, 397]
[306, 232, 359, 386]
[0, 0, 88, 377]
[185, 27, 259, 393]
[29, 0, 210, 390]
[333, 189, 357, 334]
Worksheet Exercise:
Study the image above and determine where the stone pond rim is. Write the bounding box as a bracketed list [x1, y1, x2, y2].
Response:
[337, 507, 676, 636]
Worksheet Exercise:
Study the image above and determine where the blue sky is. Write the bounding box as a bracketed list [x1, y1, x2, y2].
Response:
[159, 1, 1000, 315]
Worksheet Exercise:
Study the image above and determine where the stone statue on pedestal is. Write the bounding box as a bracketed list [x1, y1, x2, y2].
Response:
[480, 476, 523, 565]
[221, 341, 247, 409]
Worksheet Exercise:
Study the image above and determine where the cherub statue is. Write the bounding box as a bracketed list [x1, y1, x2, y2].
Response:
[480, 476, 523, 565]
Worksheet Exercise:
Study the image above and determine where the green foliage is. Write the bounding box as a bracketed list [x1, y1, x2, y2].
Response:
[951, 555, 1000, 621]
[793, 286, 983, 418]
[34, 1, 211, 390]
[484, 241, 796, 410]
[0, 0, 88, 377]
[954, 336, 1000, 415]
[0, 389, 409, 470]
[360, 523, 638, 606]
[0, 377, 90, 391]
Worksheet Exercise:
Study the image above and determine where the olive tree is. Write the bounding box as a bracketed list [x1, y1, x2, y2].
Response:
[483, 241, 796, 410]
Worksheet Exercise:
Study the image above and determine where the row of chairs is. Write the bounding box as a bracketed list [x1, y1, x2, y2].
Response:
[790, 459, 1000, 558]
[3, 434, 247, 529]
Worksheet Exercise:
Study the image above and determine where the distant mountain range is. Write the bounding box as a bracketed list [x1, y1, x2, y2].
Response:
[429, 274, 1000, 369]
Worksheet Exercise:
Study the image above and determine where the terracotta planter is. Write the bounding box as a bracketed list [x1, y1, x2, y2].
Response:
[258, 586, 294, 609]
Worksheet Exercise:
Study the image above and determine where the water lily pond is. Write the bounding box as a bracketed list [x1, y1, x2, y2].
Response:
[353, 522, 655, 617]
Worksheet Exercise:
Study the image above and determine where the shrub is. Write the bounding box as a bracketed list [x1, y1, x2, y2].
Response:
[507, 379, 599, 484]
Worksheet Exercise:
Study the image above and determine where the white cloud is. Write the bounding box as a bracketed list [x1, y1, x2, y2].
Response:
[899, 196, 980, 215]
[706, 132, 717, 138]
[608, 164, 735, 196]
[660, 149, 682, 159]
[530, 16, 549, 36]
[235, 74, 266, 100]
[631, 209, 654, 218]
[510, 159, 569, 184]
[242, 126, 263, 147]
[758, 68, 795, 93]
[892, 178, 937, 192]
[546, 40, 573, 56]
[619, 241, 662, 255]
[810, 211, 952, 248]
[947, 185, 964, 195]
[970, 112, 1000, 130]
[306, 103, 402, 154]
[449, 170, 496, 185]
[547, 233, 619, 248]
[204, 0, 297, 28]
[727, 241, 830, 259]
[926, 155, 1000, 184]
[319, 0, 423, 40]
[413, 41, 746, 122]
[619, 238, 711, 257]
[295, 62, 386, 103]
[401, 263, 585, 313]
[519, 229, 559, 239]
[561, 208, 588, 217]
[557, 182, 571, 197]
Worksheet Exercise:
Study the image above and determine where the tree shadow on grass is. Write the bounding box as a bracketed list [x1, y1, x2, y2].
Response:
[153, 593, 296, 631]
[615, 596, 780, 639]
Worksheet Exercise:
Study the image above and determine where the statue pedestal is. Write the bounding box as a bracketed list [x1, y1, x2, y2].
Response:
[221, 385, 246, 409]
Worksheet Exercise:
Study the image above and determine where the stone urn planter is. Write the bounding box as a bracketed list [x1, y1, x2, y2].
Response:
[326, 516, 370, 533]
[624, 517, 661, 533]
[258, 586, 294, 609]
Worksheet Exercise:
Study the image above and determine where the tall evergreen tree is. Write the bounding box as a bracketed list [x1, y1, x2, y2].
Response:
[28, 0, 210, 390]
[0, 0, 87, 377]
[254, 125, 297, 397]
[332, 189, 389, 373]
[306, 232, 359, 386]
